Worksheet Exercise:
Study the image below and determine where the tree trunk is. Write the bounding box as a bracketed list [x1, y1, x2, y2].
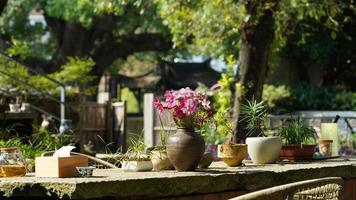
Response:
[231, 1, 279, 143]
[0, 0, 7, 16]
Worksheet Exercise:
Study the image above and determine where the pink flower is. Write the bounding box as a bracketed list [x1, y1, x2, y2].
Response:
[154, 87, 213, 128]
[210, 83, 221, 91]
[153, 97, 164, 112]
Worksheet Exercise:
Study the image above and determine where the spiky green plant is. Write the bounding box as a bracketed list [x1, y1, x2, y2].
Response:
[117, 136, 150, 161]
[240, 99, 268, 136]
[278, 118, 316, 145]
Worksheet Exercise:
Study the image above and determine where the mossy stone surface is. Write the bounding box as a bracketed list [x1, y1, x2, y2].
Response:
[0, 158, 355, 199]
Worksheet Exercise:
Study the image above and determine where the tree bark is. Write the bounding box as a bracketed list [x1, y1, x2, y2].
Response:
[231, 0, 279, 143]
[0, 0, 7, 16]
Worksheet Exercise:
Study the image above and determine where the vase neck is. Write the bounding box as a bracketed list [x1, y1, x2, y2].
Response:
[177, 127, 194, 132]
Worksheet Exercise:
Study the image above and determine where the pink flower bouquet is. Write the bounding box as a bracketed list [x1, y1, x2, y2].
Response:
[154, 87, 213, 129]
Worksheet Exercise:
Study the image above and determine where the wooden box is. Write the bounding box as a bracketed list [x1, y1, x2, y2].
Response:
[35, 156, 88, 178]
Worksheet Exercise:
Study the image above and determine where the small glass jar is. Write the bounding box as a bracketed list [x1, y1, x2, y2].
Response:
[0, 147, 27, 177]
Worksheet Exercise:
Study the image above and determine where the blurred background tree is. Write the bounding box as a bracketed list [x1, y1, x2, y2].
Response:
[0, 0, 172, 98]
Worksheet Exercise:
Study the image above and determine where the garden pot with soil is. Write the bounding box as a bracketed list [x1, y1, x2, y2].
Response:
[217, 143, 247, 167]
[280, 144, 316, 161]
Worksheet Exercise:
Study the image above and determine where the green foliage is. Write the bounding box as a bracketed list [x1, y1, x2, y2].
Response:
[278, 118, 316, 145]
[0, 127, 74, 159]
[263, 84, 356, 112]
[0, 0, 166, 57]
[0, 56, 96, 96]
[156, 0, 244, 58]
[199, 56, 235, 144]
[157, 0, 352, 63]
[119, 88, 140, 113]
[240, 99, 268, 136]
[117, 136, 149, 161]
[263, 84, 290, 109]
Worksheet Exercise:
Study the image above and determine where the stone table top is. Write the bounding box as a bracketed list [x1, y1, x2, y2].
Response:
[1, 157, 356, 199]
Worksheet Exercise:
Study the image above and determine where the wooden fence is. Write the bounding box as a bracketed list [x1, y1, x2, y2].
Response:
[78, 101, 127, 153]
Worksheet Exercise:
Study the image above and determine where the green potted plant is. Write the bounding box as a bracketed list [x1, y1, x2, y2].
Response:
[241, 99, 282, 164]
[278, 118, 317, 161]
[119, 138, 153, 172]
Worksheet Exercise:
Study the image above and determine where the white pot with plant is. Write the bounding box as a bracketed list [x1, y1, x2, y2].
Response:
[119, 138, 153, 172]
[242, 100, 282, 164]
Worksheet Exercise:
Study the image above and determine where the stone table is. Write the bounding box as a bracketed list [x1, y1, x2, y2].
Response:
[1, 157, 356, 199]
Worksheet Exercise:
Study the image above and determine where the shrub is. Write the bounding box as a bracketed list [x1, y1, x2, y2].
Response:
[263, 83, 356, 112]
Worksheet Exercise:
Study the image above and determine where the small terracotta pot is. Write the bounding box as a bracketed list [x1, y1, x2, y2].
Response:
[166, 128, 205, 171]
[319, 140, 333, 157]
[280, 144, 316, 161]
[217, 144, 247, 167]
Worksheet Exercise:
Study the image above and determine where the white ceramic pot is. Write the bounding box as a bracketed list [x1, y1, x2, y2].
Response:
[20, 103, 31, 112]
[122, 160, 153, 172]
[246, 136, 282, 164]
[9, 103, 20, 113]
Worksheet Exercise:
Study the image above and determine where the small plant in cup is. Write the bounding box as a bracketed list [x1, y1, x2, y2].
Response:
[118, 137, 152, 172]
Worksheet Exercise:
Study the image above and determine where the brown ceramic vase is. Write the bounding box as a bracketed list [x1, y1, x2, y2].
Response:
[166, 128, 205, 171]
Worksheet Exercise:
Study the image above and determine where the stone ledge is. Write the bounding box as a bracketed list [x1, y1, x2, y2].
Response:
[0, 157, 355, 199]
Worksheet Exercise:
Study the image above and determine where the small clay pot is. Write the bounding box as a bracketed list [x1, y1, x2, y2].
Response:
[166, 128, 205, 171]
[280, 144, 316, 161]
[218, 144, 247, 167]
[318, 140, 333, 157]
[150, 150, 174, 171]
[198, 152, 213, 169]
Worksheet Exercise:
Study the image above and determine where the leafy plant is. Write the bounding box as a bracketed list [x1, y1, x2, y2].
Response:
[0, 126, 74, 159]
[200, 56, 235, 144]
[117, 136, 150, 161]
[240, 99, 268, 137]
[277, 118, 316, 145]
[262, 84, 356, 112]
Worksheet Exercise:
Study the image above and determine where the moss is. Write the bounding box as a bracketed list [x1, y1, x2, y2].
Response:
[0, 182, 76, 199]
[41, 183, 76, 199]
[0, 182, 29, 197]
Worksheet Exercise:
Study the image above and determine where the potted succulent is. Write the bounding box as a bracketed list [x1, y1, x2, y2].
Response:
[278, 118, 317, 161]
[154, 87, 212, 171]
[241, 99, 282, 164]
[120, 138, 153, 172]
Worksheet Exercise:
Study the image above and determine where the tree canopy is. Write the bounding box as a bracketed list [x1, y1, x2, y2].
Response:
[0, 0, 172, 90]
